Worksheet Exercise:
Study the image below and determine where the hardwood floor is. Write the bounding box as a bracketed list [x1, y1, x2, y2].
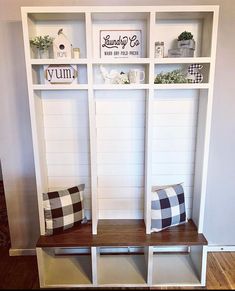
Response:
[0, 181, 10, 247]
[206, 252, 235, 289]
[0, 248, 234, 289]
[0, 248, 38, 289]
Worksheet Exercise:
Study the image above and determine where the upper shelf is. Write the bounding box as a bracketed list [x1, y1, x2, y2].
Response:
[154, 57, 211, 64]
[25, 6, 217, 60]
[30, 57, 211, 65]
[92, 58, 150, 64]
[31, 58, 88, 65]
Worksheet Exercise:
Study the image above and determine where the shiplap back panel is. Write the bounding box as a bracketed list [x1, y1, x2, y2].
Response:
[95, 90, 146, 219]
[41, 90, 91, 219]
[152, 90, 199, 218]
[40, 88, 198, 221]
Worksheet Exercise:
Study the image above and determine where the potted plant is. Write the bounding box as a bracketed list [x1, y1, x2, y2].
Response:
[30, 35, 54, 58]
[154, 69, 188, 84]
[177, 31, 195, 49]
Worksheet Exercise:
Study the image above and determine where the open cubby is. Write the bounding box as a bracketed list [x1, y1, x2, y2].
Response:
[154, 63, 210, 84]
[155, 11, 214, 58]
[152, 253, 200, 286]
[22, 5, 219, 288]
[97, 247, 147, 285]
[93, 63, 149, 84]
[32, 64, 88, 85]
[28, 12, 87, 59]
[37, 247, 92, 287]
[91, 12, 149, 59]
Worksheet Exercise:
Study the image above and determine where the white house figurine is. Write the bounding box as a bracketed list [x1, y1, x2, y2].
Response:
[53, 29, 72, 59]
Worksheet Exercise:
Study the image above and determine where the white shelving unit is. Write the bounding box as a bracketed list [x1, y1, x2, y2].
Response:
[21, 5, 219, 288]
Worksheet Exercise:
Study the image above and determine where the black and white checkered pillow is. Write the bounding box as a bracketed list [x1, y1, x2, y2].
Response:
[151, 184, 187, 232]
[43, 184, 85, 236]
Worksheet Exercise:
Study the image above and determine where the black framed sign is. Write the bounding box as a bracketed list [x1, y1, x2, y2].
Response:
[100, 30, 142, 58]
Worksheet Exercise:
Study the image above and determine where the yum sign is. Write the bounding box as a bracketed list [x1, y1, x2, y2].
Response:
[100, 30, 142, 58]
[44, 65, 78, 84]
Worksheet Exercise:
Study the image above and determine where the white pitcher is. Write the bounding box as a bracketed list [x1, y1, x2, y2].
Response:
[129, 69, 145, 84]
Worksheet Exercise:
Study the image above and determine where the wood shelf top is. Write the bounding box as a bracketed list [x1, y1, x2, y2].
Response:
[37, 219, 207, 248]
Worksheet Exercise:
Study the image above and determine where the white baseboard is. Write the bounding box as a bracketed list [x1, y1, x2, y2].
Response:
[207, 245, 235, 252]
[9, 248, 36, 256]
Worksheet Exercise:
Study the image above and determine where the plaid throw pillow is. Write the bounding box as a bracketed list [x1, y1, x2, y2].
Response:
[151, 184, 187, 232]
[43, 184, 85, 236]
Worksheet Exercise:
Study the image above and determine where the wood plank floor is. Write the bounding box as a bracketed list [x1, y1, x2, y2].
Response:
[0, 248, 234, 289]
[0, 181, 10, 248]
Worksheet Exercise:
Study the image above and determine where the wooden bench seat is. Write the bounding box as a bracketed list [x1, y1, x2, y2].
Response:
[37, 219, 207, 248]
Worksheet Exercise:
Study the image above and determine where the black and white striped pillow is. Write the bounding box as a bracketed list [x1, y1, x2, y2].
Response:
[151, 184, 187, 232]
[43, 184, 85, 236]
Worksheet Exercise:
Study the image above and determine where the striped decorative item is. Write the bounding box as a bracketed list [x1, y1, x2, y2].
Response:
[43, 184, 85, 236]
[151, 184, 187, 232]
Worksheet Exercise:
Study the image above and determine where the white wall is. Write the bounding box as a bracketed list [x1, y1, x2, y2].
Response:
[0, 0, 234, 249]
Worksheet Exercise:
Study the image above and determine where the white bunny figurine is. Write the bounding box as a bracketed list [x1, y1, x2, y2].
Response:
[100, 65, 119, 84]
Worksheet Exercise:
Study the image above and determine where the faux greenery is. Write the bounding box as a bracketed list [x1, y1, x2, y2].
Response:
[178, 31, 194, 41]
[154, 69, 188, 84]
[118, 72, 130, 84]
[30, 35, 53, 51]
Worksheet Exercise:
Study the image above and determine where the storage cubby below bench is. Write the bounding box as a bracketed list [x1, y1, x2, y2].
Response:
[150, 245, 207, 287]
[36, 219, 207, 288]
[36, 247, 93, 288]
[96, 246, 148, 286]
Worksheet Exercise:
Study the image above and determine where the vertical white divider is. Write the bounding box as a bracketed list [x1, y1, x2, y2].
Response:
[201, 246, 208, 286]
[86, 12, 98, 234]
[144, 12, 155, 234]
[190, 245, 207, 286]
[36, 248, 46, 287]
[194, 7, 219, 233]
[21, 9, 47, 235]
[145, 246, 153, 286]
[91, 247, 98, 286]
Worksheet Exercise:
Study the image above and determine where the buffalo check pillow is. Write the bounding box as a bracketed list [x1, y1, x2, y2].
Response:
[43, 184, 85, 236]
[151, 183, 187, 232]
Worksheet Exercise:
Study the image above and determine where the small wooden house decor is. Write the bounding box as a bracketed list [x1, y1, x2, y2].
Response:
[53, 28, 72, 59]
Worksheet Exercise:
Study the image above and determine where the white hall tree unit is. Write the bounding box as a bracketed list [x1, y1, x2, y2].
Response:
[21, 5, 219, 288]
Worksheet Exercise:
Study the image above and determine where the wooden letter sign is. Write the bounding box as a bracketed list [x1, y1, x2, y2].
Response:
[100, 30, 142, 58]
[44, 65, 78, 84]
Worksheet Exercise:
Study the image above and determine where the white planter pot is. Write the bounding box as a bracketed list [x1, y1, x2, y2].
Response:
[37, 49, 49, 59]
[178, 39, 195, 49]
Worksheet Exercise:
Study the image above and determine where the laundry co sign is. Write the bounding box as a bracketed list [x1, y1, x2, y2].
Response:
[100, 30, 142, 58]
[44, 64, 78, 84]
